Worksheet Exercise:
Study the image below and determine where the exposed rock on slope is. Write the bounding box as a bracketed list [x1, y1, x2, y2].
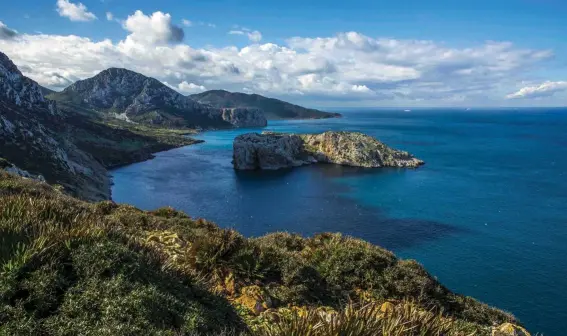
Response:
[0, 158, 45, 181]
[233, 131, 424, 170]
[0, 51, 110, 201]
[191, 89, 342, 120]
[51, 68, 266, 128]
[221, 107, 267, 127]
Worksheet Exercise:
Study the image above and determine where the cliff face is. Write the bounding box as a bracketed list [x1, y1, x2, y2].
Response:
[233, 131, 424, 170]
[52, 69, 266, 128]
[233, 133, 311, 170]
[221, 107, 267, 127]
[191, 89, 342, 120]
[0, 52, 110, 201]
[301, 131, 425, 168]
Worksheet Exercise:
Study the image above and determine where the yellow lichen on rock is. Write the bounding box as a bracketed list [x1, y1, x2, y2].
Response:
[234, 285, 273, 315]
[492, 323, 531, 336]
[380, 301, 395, 314]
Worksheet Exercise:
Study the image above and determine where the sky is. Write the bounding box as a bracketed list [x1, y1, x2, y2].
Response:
[0, 0, 566, 107]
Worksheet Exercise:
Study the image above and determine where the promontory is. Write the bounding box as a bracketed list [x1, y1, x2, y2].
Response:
[233, 131, 424, 170]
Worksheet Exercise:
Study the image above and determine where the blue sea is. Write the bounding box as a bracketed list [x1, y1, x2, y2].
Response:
[112, 109, 567, 335]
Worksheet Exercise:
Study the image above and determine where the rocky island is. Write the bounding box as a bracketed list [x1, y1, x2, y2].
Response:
[233, 131, 424, 170]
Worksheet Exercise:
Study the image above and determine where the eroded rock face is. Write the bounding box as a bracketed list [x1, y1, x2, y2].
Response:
[233, 131, 424, 170]
[300, 131, 424, 168]
[0, 158, 45, 182]
[233, 132, 312, 170]
[221, 108, 267, 128]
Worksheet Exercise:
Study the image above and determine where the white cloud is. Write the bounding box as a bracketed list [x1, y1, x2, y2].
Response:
[165, 81, 207, 94]
[506, 81, 567, 99]
[0, 21, 18, 40]
[56, 0, 97, 22]
[106, 12, 114, 21]
[0, 16, 557, 106]
[229, 28, 262, 42]
[122, 10, 184, 45]
[182, 19, 192, 27]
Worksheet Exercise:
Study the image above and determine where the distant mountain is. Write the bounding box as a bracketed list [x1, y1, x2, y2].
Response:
[190, 90, 341, 120]
[0, 51, 110, 200]
[50, 69, 266, 128]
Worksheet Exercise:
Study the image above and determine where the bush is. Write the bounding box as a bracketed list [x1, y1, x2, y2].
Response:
[0, 173, 518, 335]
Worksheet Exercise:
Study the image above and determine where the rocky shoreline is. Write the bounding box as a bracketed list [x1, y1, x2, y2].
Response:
[233, 131, 424, 170]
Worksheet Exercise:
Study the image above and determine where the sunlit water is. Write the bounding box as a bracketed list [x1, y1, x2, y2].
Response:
[112, 109, 567, 335]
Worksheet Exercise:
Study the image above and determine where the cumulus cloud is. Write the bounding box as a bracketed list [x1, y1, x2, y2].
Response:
[106, 12, 113, 21]
[56, 0, 97, 22]
[123, 10, 184, 45]
[506, 81, 567, 99]
[0, 15, 556, 105]
[165, 81, 207, 94]
[0, 21, 18, 40]
[229, 27, 262, 42]
[182, 19, 192, 27]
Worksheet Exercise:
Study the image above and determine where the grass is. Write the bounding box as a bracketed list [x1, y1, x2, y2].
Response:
[61, 110, 202, 169]
[0, 172, 525, 335]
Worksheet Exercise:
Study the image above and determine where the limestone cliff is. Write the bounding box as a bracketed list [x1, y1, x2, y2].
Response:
[233, 131, 424, 170]
[221, 107, 267, 127]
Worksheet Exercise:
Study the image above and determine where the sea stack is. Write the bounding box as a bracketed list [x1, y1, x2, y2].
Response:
[233, 131, 424, 170]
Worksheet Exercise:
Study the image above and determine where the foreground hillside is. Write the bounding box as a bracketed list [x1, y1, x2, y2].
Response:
[0, 172, 529, 335]
[191, 90, 341, 120]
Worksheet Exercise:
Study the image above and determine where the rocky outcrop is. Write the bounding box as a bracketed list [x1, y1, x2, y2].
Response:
[221, 107, 267, 127]
[233, 133, 311, 170]
[493, 323, 531, 336]
[301, 131, 424, 168]
[233, 131, 424, 170]
[0, 51, 110, 201]
[52, 68, 266, 128]
[0, 158, 45, 182]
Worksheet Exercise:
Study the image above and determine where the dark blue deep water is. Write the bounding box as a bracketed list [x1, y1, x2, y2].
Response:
[112, 109, 567, 335]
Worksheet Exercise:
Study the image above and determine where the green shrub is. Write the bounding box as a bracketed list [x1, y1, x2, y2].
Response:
[0, 173, 519, 335]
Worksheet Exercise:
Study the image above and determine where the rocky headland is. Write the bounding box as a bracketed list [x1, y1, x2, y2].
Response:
[233, 131, 424, 170]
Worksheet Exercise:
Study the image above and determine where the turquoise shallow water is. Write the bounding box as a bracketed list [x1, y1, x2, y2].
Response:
[112, 109, 567, 335]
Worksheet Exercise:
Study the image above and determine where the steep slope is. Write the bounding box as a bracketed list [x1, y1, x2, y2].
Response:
[0, 51, 110, 201]
[191, 89, 342, 120]
[0, 172, 527, 336]
[51, 68, 266, 128]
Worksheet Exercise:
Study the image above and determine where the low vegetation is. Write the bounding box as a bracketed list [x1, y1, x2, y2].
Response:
[60, 105, 201, 168]
[0, 172, 527, 335]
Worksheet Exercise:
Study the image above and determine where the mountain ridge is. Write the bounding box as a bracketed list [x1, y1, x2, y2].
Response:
[191, 89, 342, 120]
[51, 68, 266, 128]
